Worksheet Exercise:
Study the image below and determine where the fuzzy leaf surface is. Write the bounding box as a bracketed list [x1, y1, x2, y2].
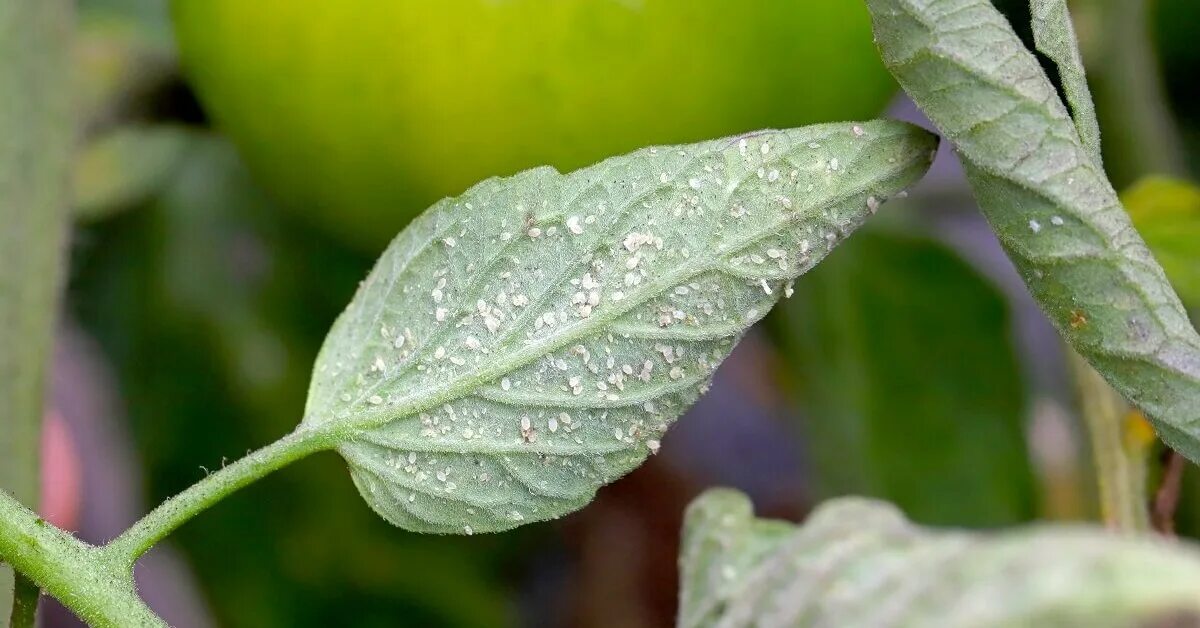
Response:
[680, 489, 1200, 627]
[303, 122, 936, 534]
[866, 0, 1200, 461]
[1030, 0, 1102, 167]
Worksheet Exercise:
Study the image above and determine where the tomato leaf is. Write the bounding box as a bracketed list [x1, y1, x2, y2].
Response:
[1031, 0, 1103, 168]
[302, 122, 937, 534]
[866, 0, 1200, 462]
[680, 489, 1200, 627]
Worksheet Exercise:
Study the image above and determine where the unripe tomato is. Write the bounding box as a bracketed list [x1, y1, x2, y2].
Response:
[173, 0, 895, 249]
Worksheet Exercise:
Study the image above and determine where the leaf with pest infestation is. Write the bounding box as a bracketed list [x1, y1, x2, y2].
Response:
[679, 489, 1200, 627]
[866, 0, 1200, 461]
[301, 122, 937, 534]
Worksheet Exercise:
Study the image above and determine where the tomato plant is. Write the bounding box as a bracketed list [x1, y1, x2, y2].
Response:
[3, 0, 1200, 626]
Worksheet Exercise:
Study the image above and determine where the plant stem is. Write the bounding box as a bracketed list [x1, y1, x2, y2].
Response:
[0, 426, 334, 624]
[1067, 351, 1151, 533]
[10, 574, 39, 628]
[0, 0, 74, 620]
[0, 490, 162, 627]
[104, 426, 334, 565]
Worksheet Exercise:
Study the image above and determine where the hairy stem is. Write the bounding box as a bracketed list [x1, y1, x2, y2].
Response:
[0, 426, 334, 624]
[1068, 352, 1150, 532]
[0, 490, 162, 627]
[104, 426, 334, 565]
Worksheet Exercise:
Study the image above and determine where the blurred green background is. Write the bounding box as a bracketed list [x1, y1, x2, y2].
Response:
[30, 0, 1200, 626]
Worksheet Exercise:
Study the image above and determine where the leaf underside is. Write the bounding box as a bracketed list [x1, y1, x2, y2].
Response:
[680, 489, 1200, 628]
[303, 122, 937, 534]
[866, 0, 1200, 461]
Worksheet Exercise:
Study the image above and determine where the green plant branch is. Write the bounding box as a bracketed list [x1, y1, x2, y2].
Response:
[0, 425, 335, 624]
[0, 0, 74, 620]
[1068, 351, 1150, 533]
[0, 489, 161, 627]
[104, 425, 335, 566]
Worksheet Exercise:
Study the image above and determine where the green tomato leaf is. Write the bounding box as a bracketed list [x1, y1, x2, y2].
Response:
[774, 231, 1034, 526]
[680, 489, 1200, 628]
[866, 0, 1200, 462]
[1123, 177, 1200, 310]
[302, 122, 937, 534]
[1030, 0, 1103, 168]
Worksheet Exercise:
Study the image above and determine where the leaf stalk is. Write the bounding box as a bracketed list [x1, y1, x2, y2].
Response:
[0, 425, 335, 625]
[104, 425, 335, 565]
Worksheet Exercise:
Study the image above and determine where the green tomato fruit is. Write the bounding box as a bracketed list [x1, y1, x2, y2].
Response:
[172, 0, 895, 250]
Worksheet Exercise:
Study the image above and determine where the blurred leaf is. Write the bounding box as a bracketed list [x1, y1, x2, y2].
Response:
[80, 0, 172, 39]
[0, 0, 75, 619]
[774, 231, 1034, 526]
[74, 125, 190, 221]
[303, 123, 935, 534]
[1123, 177, 1200, 309]
[679, 489, 1200, 628]
[76, 10, 176, 130]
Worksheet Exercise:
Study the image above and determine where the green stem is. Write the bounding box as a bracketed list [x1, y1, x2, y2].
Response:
[104, 426, 334, 566]
[10, 574, 39, 628]
[0, 490, 162, 627]
[0, 0, 74, 622]
[0, 426, 333, 624]
[1068, 351, 1151, 532]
